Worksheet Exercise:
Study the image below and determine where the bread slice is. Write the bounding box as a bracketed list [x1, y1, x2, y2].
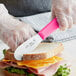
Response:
[5, 42, 64, 61]
[23, 42, 64, 60]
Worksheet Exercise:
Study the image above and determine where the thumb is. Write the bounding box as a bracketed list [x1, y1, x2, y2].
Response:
[51, 8, 56, 20]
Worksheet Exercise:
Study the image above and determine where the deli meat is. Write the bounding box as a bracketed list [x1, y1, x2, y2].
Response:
[0, 54, 70, 76]
[0, 61, 27, 69]
[0, 61, 10, 69]
[29, 62, 60, 76]
[0, 60, 70, 76]
[29, 60, 70, 76]
[38, 62, 60, 76]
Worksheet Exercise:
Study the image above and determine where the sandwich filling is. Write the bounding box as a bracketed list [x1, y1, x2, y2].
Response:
[1, 53, 70, 76]
[3, 56, 62, 69]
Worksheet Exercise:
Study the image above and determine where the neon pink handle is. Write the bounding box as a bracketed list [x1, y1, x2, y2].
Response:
[38, 18, 59, 40]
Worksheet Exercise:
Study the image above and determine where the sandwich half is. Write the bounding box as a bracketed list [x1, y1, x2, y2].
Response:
[0, 42, 71, 76]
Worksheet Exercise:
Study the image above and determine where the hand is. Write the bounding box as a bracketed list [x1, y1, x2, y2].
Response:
[51, 0, 76, 31]
[0, 4, 36, 51]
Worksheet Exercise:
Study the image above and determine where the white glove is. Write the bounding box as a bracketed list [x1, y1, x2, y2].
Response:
[0, 4, 36, 51]
[51, 0, 76, 30]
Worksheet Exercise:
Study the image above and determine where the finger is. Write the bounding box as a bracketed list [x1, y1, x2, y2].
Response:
[72, 10, 76, 24]
[8, 38, 17, 51]
[1, 30, 17, 51]
[55, 10, 68, 31]
[21, 27, 31, 42]
[29, 27, 36, 37]
[2, 31, 9, 43]
[10, 30, 19, 51]
[17, 30, 25, 46]
[66, 16, 73, 29]
[51, 8, 56, 20]
[65, 7, 73, 29]
[19, 30, 29, 42]
[24, 24, 36, 37]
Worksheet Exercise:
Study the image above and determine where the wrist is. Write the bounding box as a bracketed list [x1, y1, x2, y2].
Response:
[0, 4, 8, 16]
[0, 4, 9, 25]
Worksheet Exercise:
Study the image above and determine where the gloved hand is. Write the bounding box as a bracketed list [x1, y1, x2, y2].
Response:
[51, 0, 76, 31]
[0, 4, 36, 51]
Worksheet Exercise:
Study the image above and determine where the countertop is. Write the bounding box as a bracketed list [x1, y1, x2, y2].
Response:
[63, 40, 76, 76]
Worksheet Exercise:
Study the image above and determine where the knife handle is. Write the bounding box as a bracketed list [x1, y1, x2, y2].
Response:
[38, 18, 59, 40]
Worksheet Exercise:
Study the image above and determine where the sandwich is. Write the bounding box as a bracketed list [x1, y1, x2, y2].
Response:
[0, 42, 71, 76]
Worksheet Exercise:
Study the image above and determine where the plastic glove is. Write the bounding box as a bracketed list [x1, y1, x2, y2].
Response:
[51, 0, 76, 31]
[0, 4, 36, 51]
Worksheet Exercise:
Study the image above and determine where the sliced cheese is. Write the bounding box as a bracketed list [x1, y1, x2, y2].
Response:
[2, 56, 62, 69]
[2, 59, 17, 62]
[17, 56, 62, 69]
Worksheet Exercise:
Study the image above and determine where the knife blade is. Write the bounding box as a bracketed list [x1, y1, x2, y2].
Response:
[14, 18, 59, 60]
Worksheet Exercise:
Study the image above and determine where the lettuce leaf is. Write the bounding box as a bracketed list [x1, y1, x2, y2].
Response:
[3, 49, 6, 55]
[5, 67, 36, 76]
[53, 64, 71, 76]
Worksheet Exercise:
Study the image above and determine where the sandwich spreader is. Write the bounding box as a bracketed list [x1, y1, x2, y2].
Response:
[14, 18, 59, 60]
